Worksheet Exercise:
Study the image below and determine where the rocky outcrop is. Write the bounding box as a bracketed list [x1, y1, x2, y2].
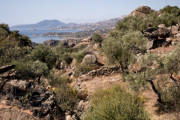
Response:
[0, 108, 36, 120]
[0, 65, 65, 120]
[143, 25, 171, 49]
[130, 6, 153, 17]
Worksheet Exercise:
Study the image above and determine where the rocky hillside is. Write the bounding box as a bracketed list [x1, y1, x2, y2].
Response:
[1, 5, 180, 120]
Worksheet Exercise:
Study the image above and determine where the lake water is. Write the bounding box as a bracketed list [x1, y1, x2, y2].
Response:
[19, 29, 78, 43]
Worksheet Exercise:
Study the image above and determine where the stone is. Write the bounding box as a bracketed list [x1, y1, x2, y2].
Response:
[82, 54, 97, 65]
[158, 24, 166, 28]
[146, 40, 154, 50]
[171, 25, 179, 35]
[130, 6, 153, 17]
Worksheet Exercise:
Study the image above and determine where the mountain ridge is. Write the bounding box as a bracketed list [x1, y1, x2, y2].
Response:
[11, 17, 124, 31]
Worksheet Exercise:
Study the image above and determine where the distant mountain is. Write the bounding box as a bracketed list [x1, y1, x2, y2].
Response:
[56, 17, 124, 31]
[11, 17, 125, 31]
[11, 20, 66, 30]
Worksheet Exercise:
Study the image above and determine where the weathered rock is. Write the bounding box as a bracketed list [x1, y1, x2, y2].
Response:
[0, 65, 65, 120]
[0, 65, 15, 74]
[171, 25, 179, 35]
[0, 108, 36, 120]
[82, 54, 97, 65]
[130, 6, 153, 17]
[143, 26, 171, 49]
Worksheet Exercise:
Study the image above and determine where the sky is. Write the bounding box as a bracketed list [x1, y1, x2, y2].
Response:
[0, 0, 180, 26]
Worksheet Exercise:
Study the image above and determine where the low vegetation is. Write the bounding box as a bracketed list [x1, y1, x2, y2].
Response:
[84, 86, 149, 120]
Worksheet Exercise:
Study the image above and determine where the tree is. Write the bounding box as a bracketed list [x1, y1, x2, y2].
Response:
[102, 31, 148, 72]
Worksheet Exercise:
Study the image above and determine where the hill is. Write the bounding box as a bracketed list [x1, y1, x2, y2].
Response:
[11, 17, 124, 31]
[11, 20, 66, 30]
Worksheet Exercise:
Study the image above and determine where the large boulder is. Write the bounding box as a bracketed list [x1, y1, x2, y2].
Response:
[130, 6, 153, 17]
[82, 54, 97, 65]
[143, 25, 171, 49]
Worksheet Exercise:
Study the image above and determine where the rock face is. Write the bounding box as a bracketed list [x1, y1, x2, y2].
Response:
[0, 108, 36, 120]
[82, 54, 97, 65]
[130, 6, 153, 17]
[143, 25, 171, 49]
[0, 65, 65, 120]
[43, 40, 60, 47]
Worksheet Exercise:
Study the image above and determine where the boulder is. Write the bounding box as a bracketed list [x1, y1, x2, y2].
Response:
[82, 54, 97, 65]
[171, 25, 179, 35]
[143, 26, 171, 49]
[130, 6, 153, 17]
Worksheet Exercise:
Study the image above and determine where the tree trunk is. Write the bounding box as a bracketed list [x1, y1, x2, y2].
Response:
[148, 80, 163, 104]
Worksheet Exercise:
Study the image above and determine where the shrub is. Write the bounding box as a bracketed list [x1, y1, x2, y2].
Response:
[72, 50, 88, 64]
[31, 44, 57, 69]
[74, 64, 99, 77]
[83, 86, 149, 120]
[160, 6, 180, 16]
[55, 42, 73, 65]
[91, 33, 103, 43]
[14, 60, 48, 79]
[48, 74, 86, 112]
[159, 86, 180, 112]
[0, 46, 32, 66]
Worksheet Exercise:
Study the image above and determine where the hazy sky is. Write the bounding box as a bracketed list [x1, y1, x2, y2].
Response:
[0, 0, 180, 26]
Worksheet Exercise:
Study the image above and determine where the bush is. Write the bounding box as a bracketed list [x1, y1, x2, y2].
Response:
[102, 31, 149, 71]
[72, 50, 88, 64]
[74, 64, 99, 77]
[31, 44, 57, 69]
[55, 42, 73, 65]
[48, 74, 86, 112]
[0, 46, 32, 66]
[160, 6, 180, 16]
[14, 60, 48, 79]
[84, 86, 149, 120]
[159, 86, 180, 112]
[91, 33, 103, 43]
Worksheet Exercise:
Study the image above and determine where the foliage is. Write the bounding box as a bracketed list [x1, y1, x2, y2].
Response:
[31, 44, 57, 69]
[14, 60, 48, 79]
[91, 33, 103, 43]
[74, 64, 99, 77]
[0, 46, 32, 66]
[84, 86, 149, 120]
[72, 50, 88, 64]
[48, 74, 86, 111]
[102, 31, 147, 71]
[55, 42, 73, 65]
[160, 6, 180, 16]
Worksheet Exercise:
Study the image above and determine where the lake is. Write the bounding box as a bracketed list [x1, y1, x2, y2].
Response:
[19, 29, 79, 43]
